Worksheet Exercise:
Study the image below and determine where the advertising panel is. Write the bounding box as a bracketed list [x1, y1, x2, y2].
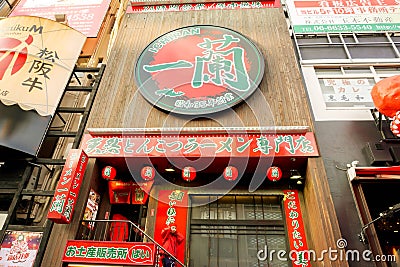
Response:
[47, 149, 88, 224]
[81, 132, 319, 158]
[127, 1, 280, 13]
[0, 16, 86, 116]
[62, 240, 156, 265]
[9, 0, 111, 37]
[0, 231, 43, 267]
[135, 25, 265, 115]
[286, 0, 400, 33]
[283, 190, 311, 267]
[154, 190, 188, 263]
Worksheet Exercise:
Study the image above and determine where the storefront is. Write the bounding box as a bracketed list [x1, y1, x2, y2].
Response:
[39, 3, 344, 266]
[53, 126, 318, 267]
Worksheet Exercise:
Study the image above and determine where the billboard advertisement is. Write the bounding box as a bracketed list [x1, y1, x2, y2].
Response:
[9, 0, 111, 37]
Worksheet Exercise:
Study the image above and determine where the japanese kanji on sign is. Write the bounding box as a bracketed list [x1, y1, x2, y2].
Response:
[47, 149, 88, 224]
[283, 190, 311, 267]
[135, 25, 265, 115]
[154, 190, 188, 263]
[0, 16, 86, 116]
[81, 132, 319, 158]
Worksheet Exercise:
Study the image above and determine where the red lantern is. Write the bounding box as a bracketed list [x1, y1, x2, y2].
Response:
[267, 166, 282, 182]
[371, 75, 400, 117]
[390, 111, 400, 137]
[141, 166, 155, 181]
[182, 166, 196, 182]
[223, 166, 238, 181]
[102, 166, 117, 180]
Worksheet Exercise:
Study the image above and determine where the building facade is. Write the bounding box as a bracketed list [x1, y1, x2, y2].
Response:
[0, 0, 399, 266]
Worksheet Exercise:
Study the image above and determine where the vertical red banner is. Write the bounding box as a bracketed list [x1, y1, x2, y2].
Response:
[154, 190, 188, 264]
[47, 149, 88, 224]
[283, 190, 311, 267]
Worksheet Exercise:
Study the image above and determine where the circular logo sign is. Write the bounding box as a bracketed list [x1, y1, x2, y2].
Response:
[135, 25, 265, 115]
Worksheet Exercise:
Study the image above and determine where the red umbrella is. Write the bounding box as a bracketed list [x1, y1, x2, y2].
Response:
[371, 75, 400, 117]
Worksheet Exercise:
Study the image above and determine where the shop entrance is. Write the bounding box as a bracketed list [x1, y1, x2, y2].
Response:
[189, 195, 288, 267]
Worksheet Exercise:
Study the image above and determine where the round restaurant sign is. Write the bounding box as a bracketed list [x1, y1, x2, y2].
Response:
[135, 25, 265, 115]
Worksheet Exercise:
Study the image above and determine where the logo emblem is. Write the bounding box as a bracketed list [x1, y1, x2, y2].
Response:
[135, 25, 264, 115]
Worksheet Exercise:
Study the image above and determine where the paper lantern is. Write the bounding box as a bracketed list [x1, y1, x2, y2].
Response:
[223, 166, 238, 181]
[182, 166, 196, 182]
[390, 111, 400, 137]
[102, 166, 117, 180]
[267, 166, 282, 182]
[371, 75, 400, 117]
[141, 166, 155, 181]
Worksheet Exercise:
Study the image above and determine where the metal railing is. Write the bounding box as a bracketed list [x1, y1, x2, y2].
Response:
[80, 219, 186, 267]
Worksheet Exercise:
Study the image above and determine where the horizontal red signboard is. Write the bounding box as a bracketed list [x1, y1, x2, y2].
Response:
[47, 149, 88, 224]
[127, 1, 280, 13]
[80, 132, 319, 158]
[62, 240, 156, 266]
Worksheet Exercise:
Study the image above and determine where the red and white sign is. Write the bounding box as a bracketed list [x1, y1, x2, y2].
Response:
[9, 0, 111, 37]
[81, 132, 319, 158]
[267, 166, 282, 182]
[0, 16, 85, 116]
[127, 1, 280, 13]
[141, 166, 155, 181]
[182, 166, 196, 182]
[283, 190, 310, 267]
[223, 166, 238, 181]
[0, 231, 43, 267]
[62, 240, 156, 265]
[154, 190, 188, 263]
[286, 0, 400, 33]
[47, 149, 88, 224]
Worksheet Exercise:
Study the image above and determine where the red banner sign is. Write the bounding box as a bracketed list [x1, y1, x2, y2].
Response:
[62, 240, 156, 265]
[127, 1, 280, 13]
[81, 132, 319, 158]
[154, 190, 188, 263]
[283, 190, 311, 267]
[47, 149, 88, 224]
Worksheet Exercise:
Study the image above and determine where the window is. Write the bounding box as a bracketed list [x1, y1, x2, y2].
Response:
[295, 33, 400, 62]
[301, 65, 400, 120]
[189, 195, 288, 267]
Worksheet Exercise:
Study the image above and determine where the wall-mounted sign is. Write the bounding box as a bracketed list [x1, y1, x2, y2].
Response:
[47, 149, 88, 224]
[135, 25, 264, 115]
[82, 189, 100, 230]
[154, 190, 188, 263]
[283, 190, 311, 267]
[0, 231, 43, 267]
[0, 16, 85, 116]
[62, 240, 156, 266]
[10, 0, 111, 37]
[286, 0, 400, 33]
[81, 132, 319, 158]
[127, 1, 281, 13]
